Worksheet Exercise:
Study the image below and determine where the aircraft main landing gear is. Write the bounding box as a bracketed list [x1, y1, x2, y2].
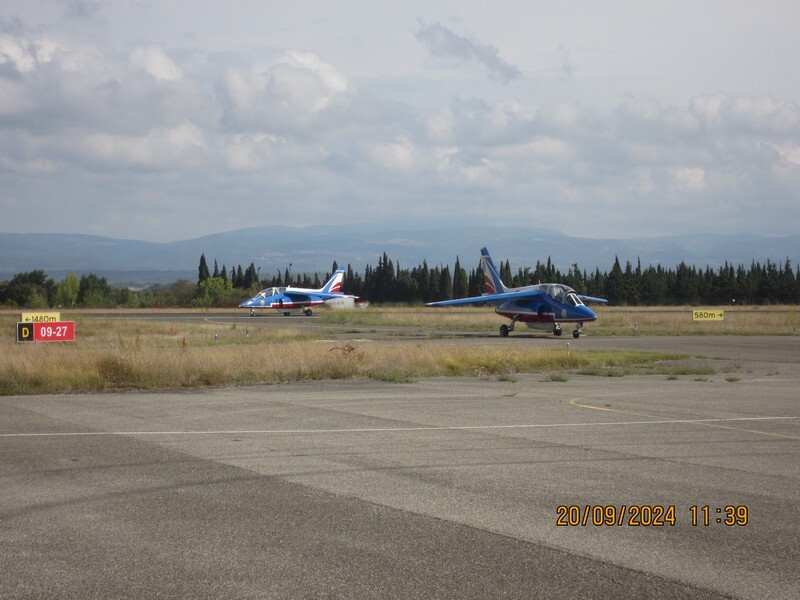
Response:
[553, 324, 562, 336]
[304, 309, 313, 316]
[499, 316, 520, 337]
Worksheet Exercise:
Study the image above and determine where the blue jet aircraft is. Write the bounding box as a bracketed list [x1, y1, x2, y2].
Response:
[427, 248, 607, 338]
[240, 268, 353, 316]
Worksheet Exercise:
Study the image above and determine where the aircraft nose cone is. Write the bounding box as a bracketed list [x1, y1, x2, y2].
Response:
[579, 305, 597, 321]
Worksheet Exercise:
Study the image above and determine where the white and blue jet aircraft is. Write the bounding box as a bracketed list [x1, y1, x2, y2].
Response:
[427, 248, 607, 338]
[240, 268, 353, 316]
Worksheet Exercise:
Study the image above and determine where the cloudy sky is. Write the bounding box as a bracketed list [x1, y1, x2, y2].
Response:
[2, 1, 799, 242]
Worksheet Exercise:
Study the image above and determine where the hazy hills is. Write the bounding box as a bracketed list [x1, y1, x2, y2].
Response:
[1, 225, 798, 285]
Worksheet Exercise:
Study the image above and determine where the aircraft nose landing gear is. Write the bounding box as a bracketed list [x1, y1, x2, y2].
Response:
[572, 322, 584, 338]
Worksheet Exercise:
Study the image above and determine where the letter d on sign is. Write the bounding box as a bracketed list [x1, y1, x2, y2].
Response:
[17, 322, 34, 342]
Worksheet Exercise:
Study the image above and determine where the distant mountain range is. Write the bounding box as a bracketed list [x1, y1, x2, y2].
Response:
[1, 225, 798, 285]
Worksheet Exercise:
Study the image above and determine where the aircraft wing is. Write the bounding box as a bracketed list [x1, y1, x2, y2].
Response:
[282, 291, 317, 304]
[427, 290, 543, 307]
[578, 295, 608, 303]
[282, 291, 357, 303]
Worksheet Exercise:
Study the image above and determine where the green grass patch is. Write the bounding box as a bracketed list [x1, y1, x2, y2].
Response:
[542, 374, 569, 382]
[497, 374, 519, 383]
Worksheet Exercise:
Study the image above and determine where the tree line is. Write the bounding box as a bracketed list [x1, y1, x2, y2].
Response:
[2, 253, 798, 309]
[351, 254, 800, 306]
[194, 252, 799, 307]
[0, 270, 196, 309]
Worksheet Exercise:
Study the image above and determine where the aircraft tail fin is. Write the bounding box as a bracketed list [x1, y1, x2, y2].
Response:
[480, 247, 508, 294]
[321, 268, 345, 294]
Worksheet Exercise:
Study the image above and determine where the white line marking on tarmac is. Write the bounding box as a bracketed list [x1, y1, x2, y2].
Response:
[1, 416, 797, 438]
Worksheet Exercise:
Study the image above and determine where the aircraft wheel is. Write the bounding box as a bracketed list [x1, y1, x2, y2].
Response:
[283, 312, 291, 316]
[553, 326, 562, 336]
[572, 330, 581, 339]
[499, 324, 510, 337]
[305, 309, 313, 317]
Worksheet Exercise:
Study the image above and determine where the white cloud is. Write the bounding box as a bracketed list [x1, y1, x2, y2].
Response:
[130, 45, 183, 81]
[369, 136, 419, 172]
[277, 52, 348, 102]
[79, 122, 208, 169]
[770, 142, 800, 167]
[222, 51, 351, 131]
[690, 94, 800, 135]
[670, 167, 706, 192]
[0, 34, 38, 71]
[223, 133, 283, 171]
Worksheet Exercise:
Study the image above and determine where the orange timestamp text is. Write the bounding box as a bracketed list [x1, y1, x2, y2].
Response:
[556, 504, 750, 527]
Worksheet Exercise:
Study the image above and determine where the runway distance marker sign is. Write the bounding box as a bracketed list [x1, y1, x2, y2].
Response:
[693, 309, 724, 321]
[21, 312, 60, 323]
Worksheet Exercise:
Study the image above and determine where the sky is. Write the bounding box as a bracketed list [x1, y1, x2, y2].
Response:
[1, 0, 799, 242]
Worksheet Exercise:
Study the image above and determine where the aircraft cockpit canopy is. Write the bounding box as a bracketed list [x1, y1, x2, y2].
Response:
[253, 287, 286, 299]
[543, 284, 584, 307]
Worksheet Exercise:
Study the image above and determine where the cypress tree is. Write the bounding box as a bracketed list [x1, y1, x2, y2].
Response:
[439, 265, 452, 300]
[453, 256, 469, 299]
[198, 254, 210, 283]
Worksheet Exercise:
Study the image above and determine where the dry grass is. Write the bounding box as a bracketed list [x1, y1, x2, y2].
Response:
[1, 305, 796, 395]
[0, 334, 629, 394]
[0, 311, 678, 395]
[1, 337, 680, 394]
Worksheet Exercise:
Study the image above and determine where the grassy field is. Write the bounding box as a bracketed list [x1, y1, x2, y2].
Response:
[1, 306, 796, 395]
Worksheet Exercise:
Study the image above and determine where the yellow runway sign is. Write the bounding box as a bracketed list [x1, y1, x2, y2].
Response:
[693, 309, 724, 321]
[21, 312, 61, 323]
